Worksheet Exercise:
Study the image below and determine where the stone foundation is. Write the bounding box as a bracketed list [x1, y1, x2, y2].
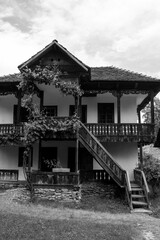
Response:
[0, 181, 124, 203]
[34, 186, 80, 202]
[81, 182, 124, 199]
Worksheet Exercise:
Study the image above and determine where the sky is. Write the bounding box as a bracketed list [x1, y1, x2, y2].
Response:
[1, 0, 160, 78]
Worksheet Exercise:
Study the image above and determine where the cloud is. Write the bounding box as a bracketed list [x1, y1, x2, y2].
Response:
[0, 0, 160, 77]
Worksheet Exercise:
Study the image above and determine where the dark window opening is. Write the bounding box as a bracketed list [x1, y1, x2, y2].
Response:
[69, 105, 87, 123]
[41, 147, 57, 172]
[43, 106, 57, 117]
[18, 147, 33, 167]
[98, 103, 114, 123]
[14, 105, 29, 123]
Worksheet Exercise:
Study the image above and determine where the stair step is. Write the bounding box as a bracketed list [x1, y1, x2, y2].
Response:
[131, 188, 143, 191]
[132, 194, 145, 198]
[131, 208, 152, 214]
[132, 201, 148, 206]
[130, 183, 140, 187]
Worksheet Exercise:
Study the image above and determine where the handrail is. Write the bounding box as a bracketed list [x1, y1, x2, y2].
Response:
[79, 121, 124, 170]
[125, 171, 132, 192]
[124, 171, 132, 210]
[134, 169, 149, 193]
[134, 168, 150, 208]
[78, 121, 125, 186]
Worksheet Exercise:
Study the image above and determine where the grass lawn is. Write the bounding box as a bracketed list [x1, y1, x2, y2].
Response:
[0, 211, 139, 240]
[0, 188, 160, 239]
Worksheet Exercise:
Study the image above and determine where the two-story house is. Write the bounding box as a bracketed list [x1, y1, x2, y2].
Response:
[0, 40, 159, 211]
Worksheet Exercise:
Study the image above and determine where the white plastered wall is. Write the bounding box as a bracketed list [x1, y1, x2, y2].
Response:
[93, 142, 138, 180]
[0, 95, 17, 123]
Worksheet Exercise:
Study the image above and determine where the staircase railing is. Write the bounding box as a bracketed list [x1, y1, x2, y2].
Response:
[124, 171, 133, 210]
[78, 121, 125, 187]
[134, 169, 150, 208]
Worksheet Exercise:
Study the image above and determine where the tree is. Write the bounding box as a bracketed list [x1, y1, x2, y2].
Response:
[142, 97, 160, 136]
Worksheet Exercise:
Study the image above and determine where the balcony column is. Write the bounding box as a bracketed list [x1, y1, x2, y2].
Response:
[117, 92, 122, 124]
[137, 109, 141, 124]
[139, 144, 143, 169]
[40, 91, 44, 112]
[75, 95, 79, 172]
[150, 92, 154, 124]
[16, 90, 22, 123]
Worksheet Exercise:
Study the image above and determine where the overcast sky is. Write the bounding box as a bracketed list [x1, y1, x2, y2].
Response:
[1, 0, 160, 78]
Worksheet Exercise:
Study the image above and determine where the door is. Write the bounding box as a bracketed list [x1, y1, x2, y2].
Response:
[41, 147, 57, 172]
[98, 103, 114, 123]
[68, 147, 93, 172]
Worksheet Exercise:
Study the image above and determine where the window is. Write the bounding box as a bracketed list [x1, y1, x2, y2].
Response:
[43, 106, 57, 117]
[69, 105, 87, 123]
[14, 105, 29, 123]
[18, 147, 33, 167]
[98, 103, 114, 123]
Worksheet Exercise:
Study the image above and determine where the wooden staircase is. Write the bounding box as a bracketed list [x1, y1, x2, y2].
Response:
[78, 121, 151, 212]
[78, 121, 125, 187]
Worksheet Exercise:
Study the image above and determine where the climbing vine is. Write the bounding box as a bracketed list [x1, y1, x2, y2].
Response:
[0, 64, 83, 199]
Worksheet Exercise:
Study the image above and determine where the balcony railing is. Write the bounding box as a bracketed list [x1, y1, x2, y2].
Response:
[85, 123, 154, 142]
[0, 122, 154, 143]
[30, 171, 79, 186]
[0, 124, 24, 136]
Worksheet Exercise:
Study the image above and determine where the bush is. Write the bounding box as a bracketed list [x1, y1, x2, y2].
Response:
[143, 153, 160, 196]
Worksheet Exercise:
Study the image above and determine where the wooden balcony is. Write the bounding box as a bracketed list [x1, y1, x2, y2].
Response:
[0, 124, 24, 136]
[0, 122, 154, 143]
[85, 123, 154, 143]
[30, 171, 79, 186]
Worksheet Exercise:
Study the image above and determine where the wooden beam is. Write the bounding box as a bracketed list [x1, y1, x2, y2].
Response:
[40, 91, 44, 112]
[17, 90, 22, 123]
[137, 110, 141, 124]
[38, 140, 42, 170]
[117, 93, 121, 124]
[139, 143, 143, 169]
[150, 92, 154, 124]
[75, 138, 79, 172]
[79, 96, 82, 121]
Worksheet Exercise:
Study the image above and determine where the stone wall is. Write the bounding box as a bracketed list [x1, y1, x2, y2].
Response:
[81, 182, 124, 200]
[0, 181, 124, 203]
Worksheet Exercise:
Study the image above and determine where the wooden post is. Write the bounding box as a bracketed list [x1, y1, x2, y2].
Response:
[139, 143, 143, 169]
[117, 93, 121, 124]
[28, 146, 32, 172]
[79, 96, 82, 121]
[150, 92, 154, 124]
[17, 91, 22, 123]
[75, 138, 79, 172]
[74, 95, 78, 115]
[137, 110, 141, 124]
[38, 140, 42, 170]
[40, 91, 44, 112]
[75, 95, 79, 172]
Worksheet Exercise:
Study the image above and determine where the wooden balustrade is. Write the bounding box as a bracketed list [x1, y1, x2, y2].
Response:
[0, 170, 18, 181]
[80, 170, 109, 182]
[86, 123, 154, 142]
[0, 124, 24, 136]
[30, 171, 79, 186]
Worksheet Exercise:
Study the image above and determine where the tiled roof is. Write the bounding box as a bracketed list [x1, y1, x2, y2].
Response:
[0, 73, 22, 83]
[91, 67, 160, 82]
[0, 66, 159, 83]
